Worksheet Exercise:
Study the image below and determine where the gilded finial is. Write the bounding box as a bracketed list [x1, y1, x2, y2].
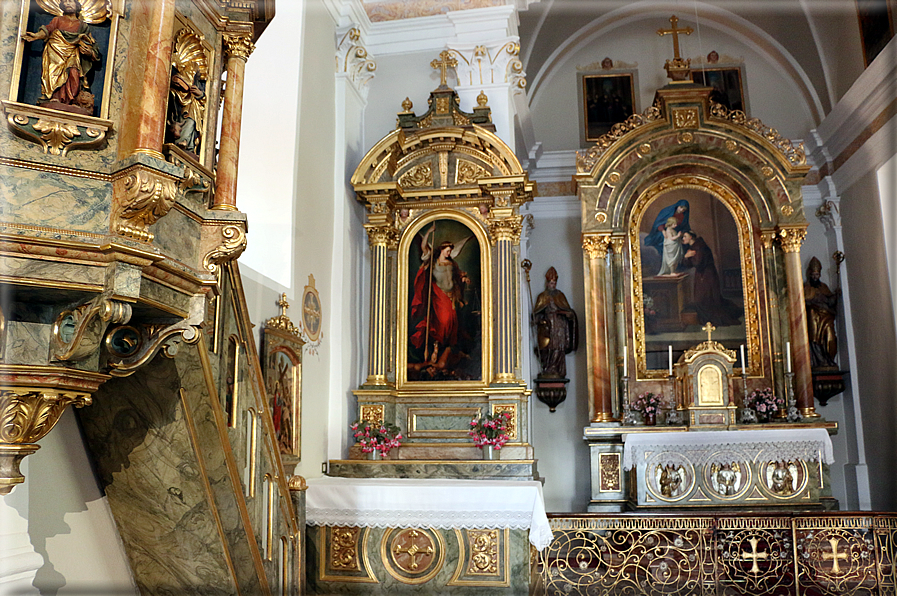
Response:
[477, 90, 488, 107]
[401, 97, 413, 112]
[702, 322, 716, 342]
[277, 293, 290, 316]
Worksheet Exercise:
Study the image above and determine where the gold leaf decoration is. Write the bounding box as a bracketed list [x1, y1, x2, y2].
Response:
[398, 162, 432, 188]
[456, 159, 489, 185]
[32, 119, 80, 155]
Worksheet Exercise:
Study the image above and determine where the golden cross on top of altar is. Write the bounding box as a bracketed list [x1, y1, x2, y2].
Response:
[657, 15, 693, 60]
[702, 322, 716, 342]
[430, 50, 457, 87]
[277, 293, 290, 317]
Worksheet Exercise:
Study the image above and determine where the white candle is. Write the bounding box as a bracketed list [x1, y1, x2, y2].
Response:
[785, 342, 792, 374]
[740, 344, 746, 371]
[668, 345, 673, 376]
[623, 345, 629, 378]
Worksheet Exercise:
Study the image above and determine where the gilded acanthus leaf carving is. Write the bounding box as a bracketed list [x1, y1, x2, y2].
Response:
[115, 169, 179, 242]
[0, 390, 91, 444]
[456, 159, 489, 185]
[32, 119, 81, 155]
[398, 162, 432, 188]
[203, 224, 248, 275]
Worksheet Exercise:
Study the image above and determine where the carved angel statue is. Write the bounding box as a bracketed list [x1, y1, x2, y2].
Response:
[409, 223, 475, 375]
[658, 464, 683, 498]
[22, 0, 110, 115]
[711, 462, 740, 496]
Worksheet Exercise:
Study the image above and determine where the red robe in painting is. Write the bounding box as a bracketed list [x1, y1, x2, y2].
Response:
[410, 260, 464, 352]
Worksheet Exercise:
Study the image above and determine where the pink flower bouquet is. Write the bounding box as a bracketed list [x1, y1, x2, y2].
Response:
[351, 420, 403, 455]
[632, 392, 664, 417]
[469, 411, 512, 450]
[744, 388, 784, 420]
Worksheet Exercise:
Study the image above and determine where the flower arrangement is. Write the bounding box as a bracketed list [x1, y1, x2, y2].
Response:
[469, 411, 512, 450]
[351, 420, 403, 455]
[743, 388, 784, 420]
[632, 392, 664, 418]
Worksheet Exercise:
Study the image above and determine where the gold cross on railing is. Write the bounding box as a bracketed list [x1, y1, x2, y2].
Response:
[740, 537, 769, 574]
[430, 50, 457, 87]
[657, 15, 693, 60]
[393, 530, 434, 570]
[822, 538, 849, 574]
[277, 293, 290, 317]
[702, 322, 716, 342]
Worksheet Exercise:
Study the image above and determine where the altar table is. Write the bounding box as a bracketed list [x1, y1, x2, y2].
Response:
[306, 476, 552, 549]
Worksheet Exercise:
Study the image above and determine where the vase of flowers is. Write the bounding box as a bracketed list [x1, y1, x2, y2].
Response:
[469, 411, 512, 459]
[351, 419, 403, 459]
[632, 392, 664, 426]
[743, 388, 784, 422]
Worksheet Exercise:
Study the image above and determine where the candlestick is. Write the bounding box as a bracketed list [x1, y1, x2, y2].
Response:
[740, 344, 746, 371]
[785, 341, 792, 374]
[623, 345, 628, 378]
[668, 345, 673, 376]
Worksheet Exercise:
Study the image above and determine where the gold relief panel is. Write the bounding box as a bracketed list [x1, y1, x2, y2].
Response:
[398, 162, 433, 189]
[629, 175, 761, 379]
[673, 108, 698, 129]
[455, 159, 490, 185]
[598, 453, 621, 492]
[359, 404, 384, 425]
[319, 526, 378, 583]
[448, 528, 510, 587]
[491, 404, 517, 441]
[380, 527, 446, 585]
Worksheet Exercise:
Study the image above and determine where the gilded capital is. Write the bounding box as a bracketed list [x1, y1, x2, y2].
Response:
[759, 230, 777, 250]
[777, 228, 807, 253]
[583, 235, 611, 259]
[223, 34, 256, 60]
[610, 237, 625, 254]
[365, 224, 398, 249]
[488, 216, 522, 244]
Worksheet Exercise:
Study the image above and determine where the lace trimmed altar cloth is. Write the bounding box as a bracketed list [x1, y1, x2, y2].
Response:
[306, 476, 554, 550]
[622, 428, 835, 471]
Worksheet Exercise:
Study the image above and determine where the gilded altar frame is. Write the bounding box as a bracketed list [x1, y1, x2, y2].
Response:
[350, 82, 535, 460]
[575, 82, 814, 424]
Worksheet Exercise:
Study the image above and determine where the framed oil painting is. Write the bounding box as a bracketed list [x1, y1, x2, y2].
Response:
[856, 0, 895, 66]
[636, 188, 748, 373]
[579, 72, 637, 143]
[692, 67, 746, 113]
[404, 217, 483, 383]
[263, 327, 302, 460]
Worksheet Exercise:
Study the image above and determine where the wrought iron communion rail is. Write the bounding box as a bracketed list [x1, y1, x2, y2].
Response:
[538, 514, 896, 595]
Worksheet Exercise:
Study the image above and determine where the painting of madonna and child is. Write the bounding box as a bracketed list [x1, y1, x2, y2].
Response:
[406, 219, 483, 382]
[638, 189, 747, 370]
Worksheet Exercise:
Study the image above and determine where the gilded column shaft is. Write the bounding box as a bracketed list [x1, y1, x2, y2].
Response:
[214, 35, 255, 211]
[584, 236, 613, 422]
[131, 0, 176, 158]
[779, 229, 816, 416]
[490, 216, 521, 383]
[365, 225, 394, 385]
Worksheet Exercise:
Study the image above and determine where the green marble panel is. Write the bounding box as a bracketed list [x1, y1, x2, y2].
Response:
[140, 277, 192, 317]
[414, 414, 473, 432]
[0, 166, 110, 234]
[150, 205, 199, 267]
[4, 321, 49, 365]
[0, 256, 104, 288]
[78, 355, 236, 595]
[327, 460, 538, 481]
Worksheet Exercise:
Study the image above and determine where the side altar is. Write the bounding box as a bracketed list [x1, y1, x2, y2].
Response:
[574, 19, 838, 512]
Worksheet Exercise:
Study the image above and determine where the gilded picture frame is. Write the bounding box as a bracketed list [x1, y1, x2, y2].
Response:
[630, 178, 760, 379]
[579, 71, 638, 144]
[263, 327, 302, 460]
[397, 211, 492, 387]
[691, 66, 746, 113]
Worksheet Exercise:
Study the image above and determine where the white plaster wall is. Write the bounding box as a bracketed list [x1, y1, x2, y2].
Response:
[878, 154, 897, 338]
[22, 410, 137, 595]
[237, 1, 304, 288]
[530, 18, 817, 152]
[521, 200, 591, 512]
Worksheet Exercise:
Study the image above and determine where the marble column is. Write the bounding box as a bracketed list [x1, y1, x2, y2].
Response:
[779, 227, 818, 417]
[364, 223, 397, 385]
[610, 236, 626, 416]
[131, 0, 176, 159]
[489, 209, 523, 383]
[583, 235, 614, 422]
[214, 34, 256, 211]
[760, 231, 787, 401]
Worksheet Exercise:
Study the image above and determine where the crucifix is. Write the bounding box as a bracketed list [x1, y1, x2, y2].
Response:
[657, 15, 693, 60]
[393, 530, 434, 570]
[702, 322, 716, 343]
[430, 50, 458, 87]
[740, 537, 769, 574]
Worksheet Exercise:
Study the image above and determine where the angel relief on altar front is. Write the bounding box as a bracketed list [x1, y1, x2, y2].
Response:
[406, 218, 482, 382]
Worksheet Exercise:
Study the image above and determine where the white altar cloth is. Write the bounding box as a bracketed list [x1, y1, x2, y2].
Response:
[305, 476, 554, 550]
[622, 428, 835, 471]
